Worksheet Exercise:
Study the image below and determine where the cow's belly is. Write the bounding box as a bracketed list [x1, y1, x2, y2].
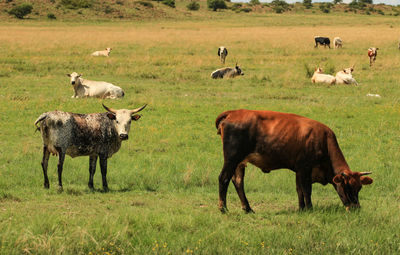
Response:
[243, 153, 289, 173]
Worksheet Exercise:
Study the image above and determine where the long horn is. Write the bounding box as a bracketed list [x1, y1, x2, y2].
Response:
[359, 172, 372, 176]
[352, 63, 356, 69]
[341, 172, 347, 177]
[102, 103, 117, 114]
[130, 104, 147, 114]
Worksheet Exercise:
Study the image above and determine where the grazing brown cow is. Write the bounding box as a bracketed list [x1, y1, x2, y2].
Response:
[368, 47, 379, 66]
[215, 109, 373, 213]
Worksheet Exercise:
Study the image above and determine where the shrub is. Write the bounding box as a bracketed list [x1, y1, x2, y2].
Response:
[377, 9, 384, 15]
[162, 0, 175, 8]
[271, 0, 289, 13]
[333, 0, 342, 4]
[60, 0, 93, 9]
[249, 0, 260, 6]
[303, 0, 312, 9]
[207, 0, 227, 11]
[8, 3, 33, 19]
[240, 7, 252, 13]
[186, 1, 200, 11]
[116, 0, 124, 4]
[47, 13, 56, 19]
[137, 1, 153, 7]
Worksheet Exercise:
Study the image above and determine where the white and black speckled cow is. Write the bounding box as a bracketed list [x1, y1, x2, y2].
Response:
[211, 64, 244, 79]
[34, 104, 146, 191]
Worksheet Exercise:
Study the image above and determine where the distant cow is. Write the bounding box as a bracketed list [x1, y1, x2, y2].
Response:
[333, 37, 342, 49]
[335, 66, 358, 85]
[215, 109, 373, 213]
[314, 36, 331, 48]
[218, 46, 228, 64]
[368, 47, 379, 66]
[67, 72, 124, 99]
[211, 64, 244, 79]
[34, 104, 147, 191]
[91, 47, 112, 57]
[311, 67, 336, 85]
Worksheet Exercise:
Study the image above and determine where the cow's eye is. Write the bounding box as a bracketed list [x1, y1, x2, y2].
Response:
[116, 120, 119, 124]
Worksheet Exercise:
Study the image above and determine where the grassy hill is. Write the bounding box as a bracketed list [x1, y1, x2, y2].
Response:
[0, 0, 399, 21]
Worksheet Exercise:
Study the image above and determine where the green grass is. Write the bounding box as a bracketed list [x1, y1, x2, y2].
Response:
[0, 12, 399, 254]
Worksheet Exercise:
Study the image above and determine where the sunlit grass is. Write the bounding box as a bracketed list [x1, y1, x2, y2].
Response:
[0, 13, 399, 254]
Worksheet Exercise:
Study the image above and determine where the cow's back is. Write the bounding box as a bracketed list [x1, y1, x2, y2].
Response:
[217, 110, 332, 171]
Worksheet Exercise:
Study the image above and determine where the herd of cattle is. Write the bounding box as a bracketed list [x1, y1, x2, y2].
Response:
[34, 41, 378, 213]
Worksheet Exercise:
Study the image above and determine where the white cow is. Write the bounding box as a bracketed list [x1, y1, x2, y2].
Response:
[333, 37, 342, 49]
[311, 68, 336, 85]
[91, 47, 112, 57]
[218, 46, 228, 64]
[335, 67, 358, 85]
[67, 72, 124, 99]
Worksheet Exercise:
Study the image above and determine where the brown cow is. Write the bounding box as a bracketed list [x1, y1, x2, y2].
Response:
[368, 47, 379, 66]
[215, 109, 373, 213]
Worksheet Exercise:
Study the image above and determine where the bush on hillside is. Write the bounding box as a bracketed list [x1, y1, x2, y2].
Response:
[60, 0, 93, 9]
[249, 0, 260, 6]
[207, 0, 227, 11]
[162, 0, 175, 8]
[186, 1, 200, 11]
[47, 13, 57, 19]
[303, 0, 312, 9]
[333, 0, 342, 4]
[137, 1, 154, 8]
[271, 0, 289, 13]
[8, 3, 33, 19]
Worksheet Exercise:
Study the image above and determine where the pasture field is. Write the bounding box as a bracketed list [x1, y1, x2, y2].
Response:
[0, 12, 400, 254]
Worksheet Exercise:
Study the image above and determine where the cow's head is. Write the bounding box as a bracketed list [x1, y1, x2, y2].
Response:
[315, 67, 323, 73]
[106, 48, 112, 52]
[343, 67, 354, 74]
[235, 63, 244, 76]
[333, 171, 373, 209]
[102, 104, 147, 141]
[67, 72, 82, 86]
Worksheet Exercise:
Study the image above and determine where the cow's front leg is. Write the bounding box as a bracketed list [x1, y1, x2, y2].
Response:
[56, 148, 65, 192]
[88, 155, 98, 190]
[232, 163, 254, 213]
[99, 154, 109, 192]
[41, 146, 50, 189]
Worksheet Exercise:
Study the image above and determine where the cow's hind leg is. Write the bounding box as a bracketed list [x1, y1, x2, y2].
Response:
[232, 163, 254, 213]
[88, 155, 98, 190]
[41, 146, 50, 189]
[56, 148, 65, 192]
[296, 170, 313, 210]
[99, 154, 109, 192]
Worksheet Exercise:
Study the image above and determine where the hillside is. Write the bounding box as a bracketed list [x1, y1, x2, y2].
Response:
[0, 0, 399, 21]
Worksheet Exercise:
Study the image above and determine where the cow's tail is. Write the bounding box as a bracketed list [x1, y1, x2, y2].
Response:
[34, 113, 48, 132]
[215, 111, 232, 135]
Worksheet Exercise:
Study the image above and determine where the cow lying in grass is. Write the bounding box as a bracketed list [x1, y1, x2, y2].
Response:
[67, 72, 124, 99]
[34, 104, 146, 191]
[335, 66, 358, 85]
[311, 67, 336, 85]
[211, 64, 244, 79]
[91, 47, 112, 57]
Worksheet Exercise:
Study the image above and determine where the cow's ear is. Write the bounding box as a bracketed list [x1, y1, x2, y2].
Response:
[360, 176, 373, 185]
[107, 113, 116, 120]
[67, 74, 71, 77]
[333, 174, 344, 184]
[131, 114, 141, 121]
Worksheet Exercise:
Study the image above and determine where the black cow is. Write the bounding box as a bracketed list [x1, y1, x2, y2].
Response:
[314, 36, 331, 48]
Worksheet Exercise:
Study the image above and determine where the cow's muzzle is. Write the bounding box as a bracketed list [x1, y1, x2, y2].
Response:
[119, 134, 129, 140]
[71, 81, 75, 85]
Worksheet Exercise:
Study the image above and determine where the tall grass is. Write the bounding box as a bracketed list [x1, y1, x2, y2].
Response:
[0, 13, 399, 254]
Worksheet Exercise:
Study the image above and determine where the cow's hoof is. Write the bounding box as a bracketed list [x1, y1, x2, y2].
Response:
[57, 186, 64, 193]
[44, 183, 49, 189]
[103, 187, 109, 193]
[219, 207, 228, 214]
[244, 208, 255, 214]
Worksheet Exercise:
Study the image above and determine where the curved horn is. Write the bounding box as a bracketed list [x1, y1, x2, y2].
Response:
[341, 172, 348, 177]
[130, 104, 147, 114]
[102, 103, 117, 114]
[360, 172, 372, 176]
